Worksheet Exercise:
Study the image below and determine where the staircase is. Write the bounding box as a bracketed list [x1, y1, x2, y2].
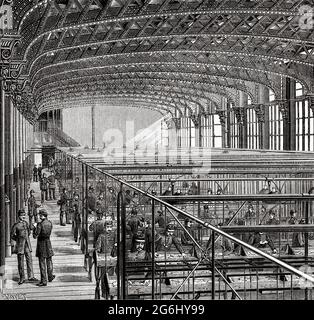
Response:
[47, 128, 81, 148]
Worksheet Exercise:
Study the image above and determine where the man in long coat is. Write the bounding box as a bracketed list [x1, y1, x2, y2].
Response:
[27, 189, 40, 225]
[48, 172, 56, 200]
[33, 209, 55, 286]
[10, 209, 37, 285]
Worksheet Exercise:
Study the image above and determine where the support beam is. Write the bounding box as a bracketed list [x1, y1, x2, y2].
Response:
[0, 81, 6, 271]
[91, 104, 95, 149]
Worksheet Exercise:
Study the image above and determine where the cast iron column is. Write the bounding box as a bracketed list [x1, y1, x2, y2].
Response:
[0, 81, 6, 270]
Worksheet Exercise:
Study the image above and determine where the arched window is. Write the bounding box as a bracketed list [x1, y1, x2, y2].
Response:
[296, 82, 304, 97]
[200, 114, 222, 148]
[160, 121, 169, 147]
[190, 120, 196, 147]
[229, 109, 239, 148]
[296, 99, 314, 151]
[247, 108, 259, 149]
[213, 114, 222, 148]
[269, 90, 275, 102]
[269, 104, 283, 150]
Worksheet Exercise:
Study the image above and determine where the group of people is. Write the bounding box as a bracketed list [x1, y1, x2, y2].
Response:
[10, 209, 55, 287]
[212, 205, 307, 256]
[33, 164, 57, 203]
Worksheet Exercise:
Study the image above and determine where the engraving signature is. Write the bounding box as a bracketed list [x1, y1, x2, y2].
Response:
[0, 293, 26, 300]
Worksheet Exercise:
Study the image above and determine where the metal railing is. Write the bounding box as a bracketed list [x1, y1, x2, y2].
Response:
[54, 148, 314, 300]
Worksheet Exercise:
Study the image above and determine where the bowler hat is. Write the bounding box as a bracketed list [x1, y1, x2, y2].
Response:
[134, 233, 145, 243]
[39, 209, 48, 217]
[166, 223, 175, 232]
[18, 209, 26, 216]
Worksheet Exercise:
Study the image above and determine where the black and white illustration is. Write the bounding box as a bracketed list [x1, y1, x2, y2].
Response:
[1, 0, 314, 301]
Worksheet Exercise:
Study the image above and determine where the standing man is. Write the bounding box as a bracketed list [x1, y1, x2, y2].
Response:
[27, 189, 40, 226]
[10, 209, 37, 285]
[40, 173, 49, 203]
[87, 186, 97, 215]
[33, 165, 38, 182]
[38, 164, 43, 182]
[89, 211, 105, 247]
[58, 188, 68, 226]
[33, 209, 55, 286]
[48, 172, 56, 201]
[71, 193, 81, 243]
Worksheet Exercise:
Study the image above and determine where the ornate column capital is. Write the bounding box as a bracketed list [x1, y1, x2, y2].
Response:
[216, 110, 226, 127]
[277, 100, 289, 120]
[306, 95, 314, 113]
[252, 104, 266, 123]
[172, 117, 181, 130]
[233, 107, 243, 125]
[190, 114, 200, 128]
[165, 119, 173, 129]
[0, 36, 20, 64]
[233, 107, 246, 125]
[10, 82, 38, 123]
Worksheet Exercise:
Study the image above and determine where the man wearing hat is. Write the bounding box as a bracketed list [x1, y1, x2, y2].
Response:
[58, 188, 68, 226]
[48, 172, 56, 201]
[33, 209, 55, 286]
[87, 186, 97, 215]
[155, 209, 169, 229]
[27, 189, 40, 226]
[32, 164, 38, 182]
[89, 211, 105, 247]
[144, 220, 162, 259]
[127, 208, 141, 252]
[10, 209, 37, 285]
[128, 233, 146, 261]
[71, 193, 81, 243]
[181, 218, 195, 246]
[156, 223, 185, 256]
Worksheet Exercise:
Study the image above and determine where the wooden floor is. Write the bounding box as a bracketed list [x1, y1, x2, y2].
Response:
[2, 175, 95, 300]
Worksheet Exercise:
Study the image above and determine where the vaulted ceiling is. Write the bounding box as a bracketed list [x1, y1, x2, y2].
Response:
[3, 0, 314, 119]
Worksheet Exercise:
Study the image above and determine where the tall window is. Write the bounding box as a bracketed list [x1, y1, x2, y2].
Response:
[229, 111, 239, 148]
[180, 117, 189, 148]
[296, 99, 314, 151]
[161, 121, 169, 147]
[247, 108, 259, 149]
[269, 104, 283, 150]
[200, 115, 222, 148]
[296, 82, 304, 97]
[190, 120, 196, 147]
[201, 116, 211, 147]
[213, 114, 222, 148]
[269, 90, 275, 102]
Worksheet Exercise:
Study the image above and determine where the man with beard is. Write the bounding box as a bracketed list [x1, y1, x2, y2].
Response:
[33, 209, 55, 286]
[10, 210, 37, 285]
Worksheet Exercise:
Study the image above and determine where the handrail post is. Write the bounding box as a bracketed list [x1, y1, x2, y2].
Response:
[5, 195, 11, 257]
[85, 164, 88, 256]
[121, 184, 126, 300]
[116, 188, 121, 299]
[152, 199, 155, 299]
[212, 230, 215, 300]
[305, 199, 310, 300]
[117, 185, 126, 299]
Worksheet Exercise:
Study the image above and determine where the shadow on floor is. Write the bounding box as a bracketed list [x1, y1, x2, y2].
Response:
[55, 266, 85, 273]
[53, 247, 79, 255]
[54, 230, 73, 237]
[57, 275, 90, 282]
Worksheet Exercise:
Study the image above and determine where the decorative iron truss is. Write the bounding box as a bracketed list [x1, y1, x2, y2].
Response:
[7, 0, 314, 121]
[34, 76, 238, 111]
[0, 33, 38, 122]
